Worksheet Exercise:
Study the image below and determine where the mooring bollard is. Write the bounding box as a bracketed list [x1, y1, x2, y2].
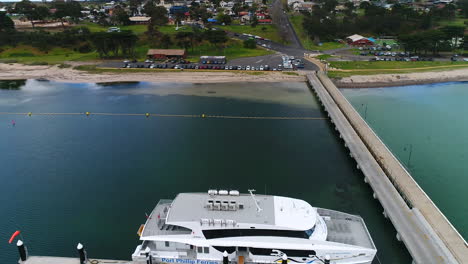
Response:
[17, 240, 27, 261]
[145, 247, 153, 264]
[324, 255, 330, 264]
[282, 254, 288, 264]
[223, 250, 228, 264]
[77, 243, 87, 264]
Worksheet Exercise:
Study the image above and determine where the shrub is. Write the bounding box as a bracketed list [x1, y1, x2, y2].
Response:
[29, 61, 49, 65]
[243, 38, 256, 49]
[78, 43, 92, 53]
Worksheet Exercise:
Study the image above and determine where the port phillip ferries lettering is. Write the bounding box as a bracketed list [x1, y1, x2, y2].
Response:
[161, 258, 219, 264]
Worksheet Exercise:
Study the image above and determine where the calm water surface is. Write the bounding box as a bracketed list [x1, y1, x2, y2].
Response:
[342, 82, 468, 240]
[0, 80, 410, 263]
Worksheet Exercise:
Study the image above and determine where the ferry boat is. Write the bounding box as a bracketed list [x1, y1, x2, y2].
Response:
[132, 190, 376, 264]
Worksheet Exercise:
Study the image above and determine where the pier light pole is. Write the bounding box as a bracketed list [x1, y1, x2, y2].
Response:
[403, 143, 413, 168]
[360, 103, 368, 120]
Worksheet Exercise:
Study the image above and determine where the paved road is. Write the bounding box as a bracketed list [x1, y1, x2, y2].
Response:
[270, 0, 302, 49]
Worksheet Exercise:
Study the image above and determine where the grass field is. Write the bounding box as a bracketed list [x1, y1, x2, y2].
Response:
[329, 60, 468, 70]
[0, 38, 272, 64]
[0, 45, 99, 64]
[288, 14, 345, 51]
[217, 24, 284, 43]
[79, 22, 192, 35]
[328, 61, 468, 78]
[185, 39, 273, 61]
[437, 16, 468, 27]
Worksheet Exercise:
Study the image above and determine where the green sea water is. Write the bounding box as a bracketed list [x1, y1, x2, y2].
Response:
[0, 80, 410, 263]
[342, 82, 468, 240]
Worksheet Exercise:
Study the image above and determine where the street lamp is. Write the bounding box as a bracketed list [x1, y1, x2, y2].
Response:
[403, 143, 413, 168]
[360, 103, 368, 120]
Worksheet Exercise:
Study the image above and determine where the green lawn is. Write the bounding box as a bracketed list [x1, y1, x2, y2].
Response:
[0, 38, 272, 64]
[79, 22, 192, 35]
[437, 17, 468, 27]
[185, 39, 273, 61]
[0, 45, 99, 64]
[289, 14, 345, 51]
[328, 64, 468, 78]
[329, 60, 468, 70]
[328, 61, 468, 78]
[217, 24, 284, 44]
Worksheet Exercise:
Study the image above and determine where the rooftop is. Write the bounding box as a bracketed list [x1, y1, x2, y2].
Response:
[147, 49, 186, 56]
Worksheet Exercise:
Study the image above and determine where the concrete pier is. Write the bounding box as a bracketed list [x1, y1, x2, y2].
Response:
[307, 72, 468, 264]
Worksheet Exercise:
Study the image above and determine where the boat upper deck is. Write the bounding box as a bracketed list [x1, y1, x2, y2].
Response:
[317, 208, 376, 250]
[141, 199, 192, 238]
[165, 193, 317, 230]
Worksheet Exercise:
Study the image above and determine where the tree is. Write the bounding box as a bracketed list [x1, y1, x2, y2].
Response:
[90, 31, 137, 58]
[160, 34, 173, 48]
[15, 0, 39, 28]
[149, 6, 168, 26]
[204, 29, 227, 48]
[232, 3, 243, 15]
[175, 31, 193, 50]
[128, 0, 143, 16]
[251, 15, 258, 27]
[146, 21, 162, 45]
[243, 38, 256, 48]
[143, 1, 156, 16]
[441, 25, 465, 51]
[52, 1, 82, 28]
[459, 0, 468, 18]
[0, 12, 14, 32]
[35, 6, 50, 21]
[111, 7, 130, 26]
[217, 13, 232, 25]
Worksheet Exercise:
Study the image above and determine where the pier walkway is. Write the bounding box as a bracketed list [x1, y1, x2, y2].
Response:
[307, 72, 468, 264]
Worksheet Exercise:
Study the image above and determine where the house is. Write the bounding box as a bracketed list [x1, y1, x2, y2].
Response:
[346, 34, 374, 46]
[147, 49, 187, 59]
[129, 16, 151, 24]
[240, 14, 251, 23]
[288, 0, 303, 5]
[293, 2, 314, 12]
[255, 12, 266, 19]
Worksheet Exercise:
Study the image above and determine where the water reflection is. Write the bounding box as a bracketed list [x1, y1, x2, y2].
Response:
[0, 80, 26, 90]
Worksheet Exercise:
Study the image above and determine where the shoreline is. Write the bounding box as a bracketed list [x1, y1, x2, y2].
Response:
[0, 63, 306, 84]
[332, 68, 468, 88]
[1, 63, 468, 87]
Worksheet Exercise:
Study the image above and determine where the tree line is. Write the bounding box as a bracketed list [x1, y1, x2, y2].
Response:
[302, 0, 466, 46]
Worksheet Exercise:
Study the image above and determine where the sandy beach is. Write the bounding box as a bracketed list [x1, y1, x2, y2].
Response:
[334, 68, 468, 88]
[2, 63, 467, 88]
[0, 63, 306, 83]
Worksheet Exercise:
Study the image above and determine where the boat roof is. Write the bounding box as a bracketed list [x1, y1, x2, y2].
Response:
[165, 192, 316, 231]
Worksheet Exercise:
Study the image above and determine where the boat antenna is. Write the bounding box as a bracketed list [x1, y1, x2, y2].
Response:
[248, 189, 262, 212]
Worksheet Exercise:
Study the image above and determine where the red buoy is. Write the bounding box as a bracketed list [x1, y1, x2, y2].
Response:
[9, 231, 20, 244]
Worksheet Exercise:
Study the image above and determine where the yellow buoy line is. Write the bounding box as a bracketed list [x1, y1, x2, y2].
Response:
[0, 112, 326, 120]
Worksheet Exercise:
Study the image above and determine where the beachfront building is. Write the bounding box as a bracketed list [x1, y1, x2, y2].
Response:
[147, 49, 187, 60]
[129, 16, 151, 24]
[346, 34, 375, 46]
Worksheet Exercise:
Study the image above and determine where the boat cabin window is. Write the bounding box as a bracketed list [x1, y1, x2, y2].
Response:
[197, 247, 203, 253]
[250, 248, 316, 257]
[203, 229, 310, 239]
[213, 246, 236, 254]
[203, 247, 210, 254]
[165, 241, 170, 247]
